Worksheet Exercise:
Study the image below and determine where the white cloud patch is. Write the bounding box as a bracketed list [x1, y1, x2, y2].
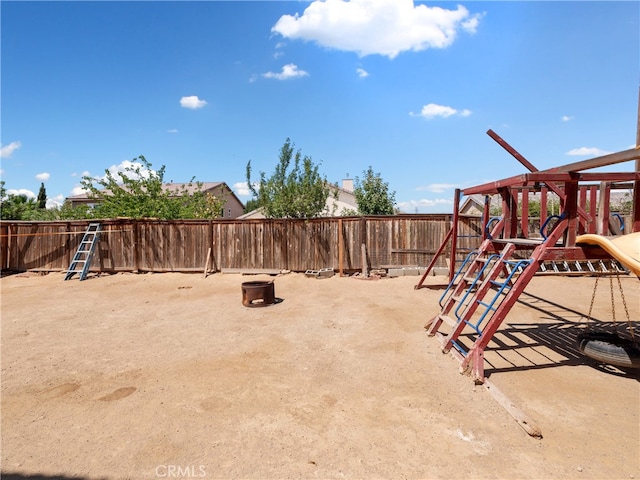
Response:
[416, 183, 460, 193]
[566, 147, 611, 156]
[6, 188, 35, 198]
[233, 181, 252, 197]
[47, 195, 64, 209]
[561, 115, 573, 122]
[180, 96, 207, 109]
[1, 141, 22, 158]
[168, 128, 178, 134]
[272, 0, 482, 59]
[356, 68, 369, 78]
[262, 63, 309, 80]
[70, 185, 88, 196]
[397, 197, 453, 212]
[36, 172, 50, 181]
[410, 103, 471, 119]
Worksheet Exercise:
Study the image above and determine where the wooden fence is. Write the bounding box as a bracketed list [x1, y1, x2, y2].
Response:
[0, 215, 484, 274]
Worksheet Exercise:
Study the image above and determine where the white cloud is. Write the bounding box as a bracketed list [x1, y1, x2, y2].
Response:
[167, 128, 178, 134]
[6, 188, 35, 198]
[47, 195, 64, 209]
[233, 181, 252, 197]
[0, 169, 4, 177]
[566, 147, 611, 156]
[397, 197, 453, 212]
[416, 183, 460, 193]
[180, 95, 207, 109]
[272, 0, 482, 59]
[1, 141, 22, 158]
[70, 185, 88, 196]
[36, 172, 50, 181]
[410, 103, 471, 119]
[561, 115, 573, 122]
[356, 68, 369, 78]
[262, 63, 309, 80]
[106, 160, 154, 180]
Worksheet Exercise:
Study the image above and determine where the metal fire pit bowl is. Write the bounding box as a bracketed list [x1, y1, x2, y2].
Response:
[241, 281, 276, 307]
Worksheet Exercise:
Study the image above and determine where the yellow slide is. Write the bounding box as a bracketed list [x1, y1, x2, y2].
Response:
[576, 232, 640, 277]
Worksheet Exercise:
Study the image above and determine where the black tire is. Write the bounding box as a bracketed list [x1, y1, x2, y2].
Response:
[577, 332, 640, 369]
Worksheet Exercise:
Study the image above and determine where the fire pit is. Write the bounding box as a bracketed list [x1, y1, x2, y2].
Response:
[241, 281, 276, 307]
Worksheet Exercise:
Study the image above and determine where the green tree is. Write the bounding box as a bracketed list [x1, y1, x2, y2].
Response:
[81, 156, 225, 219]
[37, 182, 47, 209]
[243, 197, 260, 214]
[246, 138, 336, 218]
[353, 166, 396, 215]
[1, 190, 38, 220]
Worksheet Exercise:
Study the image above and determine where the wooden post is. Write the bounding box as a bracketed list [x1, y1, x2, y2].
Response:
[589, 185, 598, 234]
[133, 220, 140, 273]
[448, 189, 461, 282]
[203, 247, 211, 278]
[564, 179, 579, 247]
[361, 243, 368, 277]
[540, 186, 548, 233]
[338, 218, 344, 277]
[208, 220, 216, 272]
[481, 195, 490, 242]
[521, 187, 529, 237]
[597, 182, 610, 235]
[578, 186, 588, 234]
[633, 86, 640, 232]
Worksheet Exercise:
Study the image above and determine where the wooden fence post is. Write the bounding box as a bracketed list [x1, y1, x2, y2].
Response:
[338, 218, 344, 276]
[133, 220, 140, 273]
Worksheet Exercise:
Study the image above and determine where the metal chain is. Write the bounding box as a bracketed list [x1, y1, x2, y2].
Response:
[609, 275, 616, 324]
[586, 275, 599, 321]
[615, 272, 635, 343]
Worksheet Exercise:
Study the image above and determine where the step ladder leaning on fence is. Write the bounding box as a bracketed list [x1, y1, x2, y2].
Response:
[64, 223, 102, 281]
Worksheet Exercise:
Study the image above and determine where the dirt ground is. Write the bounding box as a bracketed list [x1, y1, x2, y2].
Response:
[1, 270, 639, 480]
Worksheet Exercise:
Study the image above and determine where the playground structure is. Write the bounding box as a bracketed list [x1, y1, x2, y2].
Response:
[417, 127, 640, 386]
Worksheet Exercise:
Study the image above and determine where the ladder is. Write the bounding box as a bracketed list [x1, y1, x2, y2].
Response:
[425, 239, 541, 382]
[64, 223, 102, 281]
[536, 259, 627, 275]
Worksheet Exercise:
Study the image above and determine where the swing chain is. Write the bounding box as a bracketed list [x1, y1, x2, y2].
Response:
[615, 273, 635, 343]
[609, 276, 616, 323]
[586, 275, 599, 321]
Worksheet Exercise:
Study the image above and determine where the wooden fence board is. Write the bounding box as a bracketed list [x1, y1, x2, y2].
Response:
[1, 216, 490, 274]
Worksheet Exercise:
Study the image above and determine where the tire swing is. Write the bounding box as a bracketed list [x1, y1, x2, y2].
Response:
[577, 274, 640, 369]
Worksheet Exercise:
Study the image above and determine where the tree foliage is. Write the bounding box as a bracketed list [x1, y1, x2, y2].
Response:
[1, 181, 38, 219]
[246, 138, 336, 218]
[80, 156, 225, 219]
[353, 166, 396, 215]
[37, 182, 47, 209]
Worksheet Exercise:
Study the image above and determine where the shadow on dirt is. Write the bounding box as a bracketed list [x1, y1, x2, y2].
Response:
[1, 473, 109, 480]
[470, 290, 640, 381]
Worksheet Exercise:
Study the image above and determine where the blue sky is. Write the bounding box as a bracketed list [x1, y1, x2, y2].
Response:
[1, 0, 638, 213]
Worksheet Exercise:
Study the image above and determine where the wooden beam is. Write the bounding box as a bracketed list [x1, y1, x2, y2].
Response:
[633, 86, 640, 232]
[484, 379, 543, 438]
[544, 148, 639, 173]
[448, 189, 461, 282]
[487, 129, 539, 172]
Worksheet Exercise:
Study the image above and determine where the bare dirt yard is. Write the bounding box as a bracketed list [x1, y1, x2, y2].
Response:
[1, 270, 639, 480]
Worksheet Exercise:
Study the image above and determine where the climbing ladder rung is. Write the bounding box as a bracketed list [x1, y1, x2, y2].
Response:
[438, 315, 457, 327]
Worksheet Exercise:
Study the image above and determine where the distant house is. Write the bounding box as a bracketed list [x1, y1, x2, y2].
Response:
[459, 194, 486, 216]
[238, 179, 358, 219]
[64, 182, 245, 219]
